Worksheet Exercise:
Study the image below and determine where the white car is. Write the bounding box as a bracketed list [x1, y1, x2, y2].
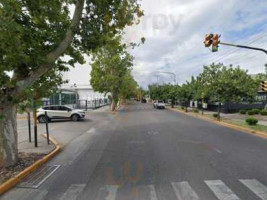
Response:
[37, 105, 85, 123]
[153, 100, 165, 109]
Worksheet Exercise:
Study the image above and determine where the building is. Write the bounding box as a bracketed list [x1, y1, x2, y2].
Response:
[44, 84, 110, 109]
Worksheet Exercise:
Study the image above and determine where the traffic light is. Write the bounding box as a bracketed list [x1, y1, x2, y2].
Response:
[261, 81, 267, 92]
[204, 34, 213, 47]
[212, 34, 220, 52]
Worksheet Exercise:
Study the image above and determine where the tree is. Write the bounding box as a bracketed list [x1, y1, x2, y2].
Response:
[178, 82, 194, 112]
[0, 0, 143, 166]
[200, 63, 258, 120]
[119, 71, 138, 102]
[90, 37, 134, 111]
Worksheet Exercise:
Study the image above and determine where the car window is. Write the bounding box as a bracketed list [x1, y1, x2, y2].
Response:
[50, 106, 59, 110]
[43, 106, 53, 110]
[59, 106, 69, 111]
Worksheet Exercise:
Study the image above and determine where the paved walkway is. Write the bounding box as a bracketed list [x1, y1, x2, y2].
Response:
[16, 105, 111, 155]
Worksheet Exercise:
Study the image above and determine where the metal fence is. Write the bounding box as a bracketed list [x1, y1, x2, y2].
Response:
[41, 98, 110, 111]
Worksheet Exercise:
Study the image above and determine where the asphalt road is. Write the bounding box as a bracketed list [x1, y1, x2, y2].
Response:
[3, 102, 267, 200]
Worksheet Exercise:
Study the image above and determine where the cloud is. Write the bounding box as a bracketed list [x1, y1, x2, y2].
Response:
[65, 0, 267, 88]
[126, 0, 267, 87]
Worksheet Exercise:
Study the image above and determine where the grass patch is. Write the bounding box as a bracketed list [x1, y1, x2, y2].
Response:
[225, 119, 267, 133]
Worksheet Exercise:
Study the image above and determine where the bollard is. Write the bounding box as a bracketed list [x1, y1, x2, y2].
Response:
[27, 112, 31, 143]
[45, 111, 50, 145]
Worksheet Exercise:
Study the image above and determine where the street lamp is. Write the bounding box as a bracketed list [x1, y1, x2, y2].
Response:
[155, 71, 177, 85]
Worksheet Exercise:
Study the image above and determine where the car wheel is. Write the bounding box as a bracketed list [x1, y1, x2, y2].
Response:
[71, 114, 79, 121]
[38, 115, 48, 123]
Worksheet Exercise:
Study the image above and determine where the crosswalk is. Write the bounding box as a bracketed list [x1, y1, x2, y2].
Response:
[96, 179, 267, 200]
[3, 179, 267, 200]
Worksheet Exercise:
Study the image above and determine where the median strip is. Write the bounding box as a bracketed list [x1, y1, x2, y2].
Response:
[167, 107, 267, 140]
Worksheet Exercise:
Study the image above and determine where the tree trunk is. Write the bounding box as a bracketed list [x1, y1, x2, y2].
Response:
[217, 102, 221, 121]
[0, 103, 18, 167]
[202, 98, 204, 115]
[111, 100, 116, 112]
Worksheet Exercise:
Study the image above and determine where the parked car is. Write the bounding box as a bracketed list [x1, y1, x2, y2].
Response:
[153, 100, 165, 109]
[37, 105, 85, 123]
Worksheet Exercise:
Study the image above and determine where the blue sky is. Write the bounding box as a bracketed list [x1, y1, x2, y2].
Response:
[65, 0, 267, 88]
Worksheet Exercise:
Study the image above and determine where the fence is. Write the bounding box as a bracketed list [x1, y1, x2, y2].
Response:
[41, 98, 110, 111]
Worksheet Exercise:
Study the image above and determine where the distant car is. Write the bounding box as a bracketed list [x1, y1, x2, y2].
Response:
[37, 105, 85, 123]
[153, 100, 165, 109]
[141, 99, 147, 103]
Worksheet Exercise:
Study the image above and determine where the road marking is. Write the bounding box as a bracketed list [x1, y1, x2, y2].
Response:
[100, 185, 119, 200]
[59, 184, 86, 200]
[171, 182, 200, 200]
[240, 179, 267, 200]
[205, 180, 240, 200]
[149, 185, 159, 200]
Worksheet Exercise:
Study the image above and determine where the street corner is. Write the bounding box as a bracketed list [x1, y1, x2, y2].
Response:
[0, 135, 61, 196]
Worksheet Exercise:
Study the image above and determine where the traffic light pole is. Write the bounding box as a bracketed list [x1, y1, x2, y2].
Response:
[220, 42, 267, 55]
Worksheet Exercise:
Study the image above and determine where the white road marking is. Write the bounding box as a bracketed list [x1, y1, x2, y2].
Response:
[205, 180, 240, 200]
[171, 182, 200, 200]
[59, 184, 86, 200]
[102, 185, 119, 200]
[149, 185, 159, 200]
[240, 179, 267, 200]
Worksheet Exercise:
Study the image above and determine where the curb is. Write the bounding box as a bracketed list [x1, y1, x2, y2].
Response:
[167, 107, 267, 140]
[0, 134, 61, 195]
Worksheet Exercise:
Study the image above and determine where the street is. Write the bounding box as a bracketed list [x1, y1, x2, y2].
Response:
[3, 102, 267, 200]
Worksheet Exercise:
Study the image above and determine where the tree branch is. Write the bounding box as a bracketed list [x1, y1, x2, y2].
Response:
[15, 0, 85, 95]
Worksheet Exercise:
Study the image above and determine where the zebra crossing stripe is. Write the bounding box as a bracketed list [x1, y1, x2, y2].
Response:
[148, 185, 159, 200]
[171, 182, 200, 200]
[103, 185, 119, 200]
[205, 180, 240, 200]
[59, 184, 86, 200]
[240, 179, 267, 200]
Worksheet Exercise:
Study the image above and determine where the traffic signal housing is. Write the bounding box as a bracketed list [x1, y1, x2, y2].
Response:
[212, 34, 220, 52]
[261, 81, 267, 92]
[204, 34, 213, 47]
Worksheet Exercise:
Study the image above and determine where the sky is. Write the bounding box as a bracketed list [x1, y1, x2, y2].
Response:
[64, 0, 267, 89]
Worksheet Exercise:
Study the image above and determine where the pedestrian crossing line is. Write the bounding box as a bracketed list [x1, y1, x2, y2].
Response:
[148, 185, 159, 200]
[171, 181, 200, 200]
[59, 184, 86, 200]
[102, 185, 119, 200]
[240, 179, 267, 200]
[205, 180, 240, 200]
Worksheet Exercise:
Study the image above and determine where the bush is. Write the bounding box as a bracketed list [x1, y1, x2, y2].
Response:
[181, 106, 185, 110]
[260, 110, 267, 116]
[247, 110, 255, 115]
[251, 109, 261, 115]
[213, 113, 218, 118]
[193, 109, 199, 113]
[239, 109, 247, 115]
[246, 117, 258, 126]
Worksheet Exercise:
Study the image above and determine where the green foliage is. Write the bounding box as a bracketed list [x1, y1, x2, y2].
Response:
[0, 0, 143, 104]
[239, 109, 247, 115]
[247, 110, 255, 115]
[260, 110, 267, 116]
[246, 117, 258, 126]
[200, 63, 258, 104]
[251, 109, 261, 115]
[213, 113, 218, 118]
[193, 109, 199, 113]
[90, 37, 136, 105]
